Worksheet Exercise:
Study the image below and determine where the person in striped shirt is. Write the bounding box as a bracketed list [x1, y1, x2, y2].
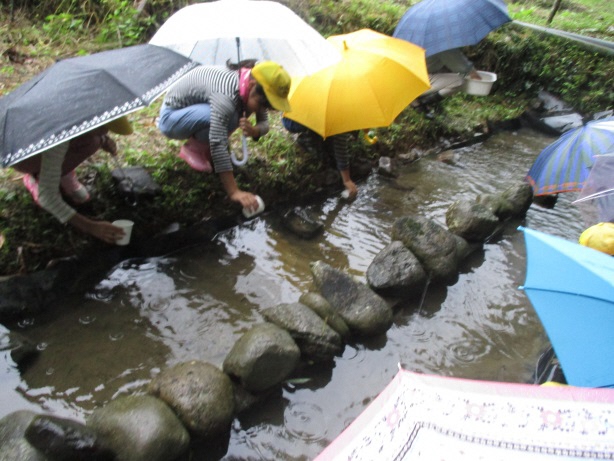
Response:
[281, 117, 357, 199]
[158, 60, 291, 214]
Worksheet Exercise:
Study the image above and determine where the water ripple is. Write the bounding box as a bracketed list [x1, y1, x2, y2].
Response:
[284, 402, 327, 442]
[449, 339, 491, 364]
[78, 315, 96, 325]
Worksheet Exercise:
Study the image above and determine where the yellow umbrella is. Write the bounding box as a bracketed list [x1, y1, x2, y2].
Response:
[284, 28, 430, 138]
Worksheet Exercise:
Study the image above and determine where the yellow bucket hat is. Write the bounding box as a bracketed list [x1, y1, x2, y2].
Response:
[251, 61, 292, 112]
[579, 222, 614, 255]
[106, 116, 133, 135]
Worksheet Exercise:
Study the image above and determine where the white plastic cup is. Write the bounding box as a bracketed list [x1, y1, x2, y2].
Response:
[243, 195, 265, 218]
[112, 219, 134, 246]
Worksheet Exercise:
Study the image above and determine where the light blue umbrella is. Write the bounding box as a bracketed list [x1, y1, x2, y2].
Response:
[526, 117, 614, 196]
[519, 227, 614, 388]
[392, 0, 511, 57]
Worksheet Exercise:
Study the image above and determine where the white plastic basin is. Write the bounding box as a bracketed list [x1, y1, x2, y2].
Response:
[462, 71, 497, 96]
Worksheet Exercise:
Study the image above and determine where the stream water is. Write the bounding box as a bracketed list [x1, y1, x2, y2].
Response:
[1, 127, 587, 460]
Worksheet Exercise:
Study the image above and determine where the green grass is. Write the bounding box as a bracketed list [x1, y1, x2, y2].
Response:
[508, 0, 614, 40]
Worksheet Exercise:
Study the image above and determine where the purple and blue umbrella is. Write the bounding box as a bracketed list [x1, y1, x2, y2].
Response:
[392, 0, 511, 57]
[526, 117, 614, 197]
[519, 227, 614, 388]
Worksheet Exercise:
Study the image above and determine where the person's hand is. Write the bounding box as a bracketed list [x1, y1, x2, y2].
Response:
[90, 221, 125, 244]
[100, 134, 117, 156]
[343, 179, 358, 200]
[69, 214, 125, 244]
[229, 189, 259, 211]
[239, 117, 259, 139]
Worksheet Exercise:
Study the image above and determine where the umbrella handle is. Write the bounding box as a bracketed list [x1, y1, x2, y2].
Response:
[231, 135, 250, 166]
[363, 130, 378, 145]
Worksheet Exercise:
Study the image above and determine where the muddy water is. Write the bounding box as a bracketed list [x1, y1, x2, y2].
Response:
[1, 128, 586, 460]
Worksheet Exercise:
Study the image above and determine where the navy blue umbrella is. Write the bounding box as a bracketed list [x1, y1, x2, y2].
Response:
[393, 0, 511, 57]
[1, 44, 198, 167]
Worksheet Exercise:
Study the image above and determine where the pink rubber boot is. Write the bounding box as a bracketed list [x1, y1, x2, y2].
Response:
[179, 137, 213, 173]
[23, 174, 40, 205]
[60, 170, 90, 205]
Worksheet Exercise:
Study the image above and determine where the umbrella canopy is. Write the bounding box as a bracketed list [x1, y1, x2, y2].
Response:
[519, 226, 614, 388]
[1, 44, 197, 168]
[392, 0, 511, 57]
[526, 117, 614, 196]
[573, 152, 614, 224]
[149, 0, 341, 76]
[284, 29, 430, 138]
[316, 368, 614, 460]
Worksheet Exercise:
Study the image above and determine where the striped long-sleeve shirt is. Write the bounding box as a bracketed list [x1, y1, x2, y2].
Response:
[163, 66, 269, 172]
[37, 142, 77, 224]
[332, 133, 351, 171]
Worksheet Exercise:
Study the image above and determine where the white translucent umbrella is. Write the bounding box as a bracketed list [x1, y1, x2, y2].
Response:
[149, 0, 341, 77]
[150, 0, 341, 165]
[573, 152, 614, 225]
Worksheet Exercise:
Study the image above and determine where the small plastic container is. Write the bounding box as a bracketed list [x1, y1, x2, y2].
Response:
[243, 195, 265, 218]
[112, 219, 134, 245]
[462, 71, 497, 96]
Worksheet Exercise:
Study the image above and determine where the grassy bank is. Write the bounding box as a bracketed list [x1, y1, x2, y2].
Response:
[0, 0, 612, 276]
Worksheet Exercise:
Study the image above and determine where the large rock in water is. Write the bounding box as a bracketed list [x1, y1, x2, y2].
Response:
[223, 322, 301, 392]
[445, 199, 500, 242]
[25, 414, 115, 460]
[0, 410, 46, 461]
[391, 216, 459, 283]
[298, 291, 351, 339]
[500, 181, 534, 217]
[86, 395, 190, 461]
[310, 261, 393, 337]
[147, 361, 235, 440]
[366, 241, 427, 298]
[262, 302, 343, 362]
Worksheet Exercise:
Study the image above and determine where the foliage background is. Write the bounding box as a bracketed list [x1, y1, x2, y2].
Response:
[0, 0, 612, 275]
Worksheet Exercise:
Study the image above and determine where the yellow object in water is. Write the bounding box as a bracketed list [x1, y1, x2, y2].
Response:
[579, 222, 614, 255]
[107, 116, 134, 135]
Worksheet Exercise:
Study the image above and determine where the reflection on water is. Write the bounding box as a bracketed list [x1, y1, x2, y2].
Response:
[1, 128, 587, 459]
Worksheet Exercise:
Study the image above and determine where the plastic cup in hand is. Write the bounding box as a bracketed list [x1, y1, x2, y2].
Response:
[112, 219, 134, 245]
[243, 195, 265, 219]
